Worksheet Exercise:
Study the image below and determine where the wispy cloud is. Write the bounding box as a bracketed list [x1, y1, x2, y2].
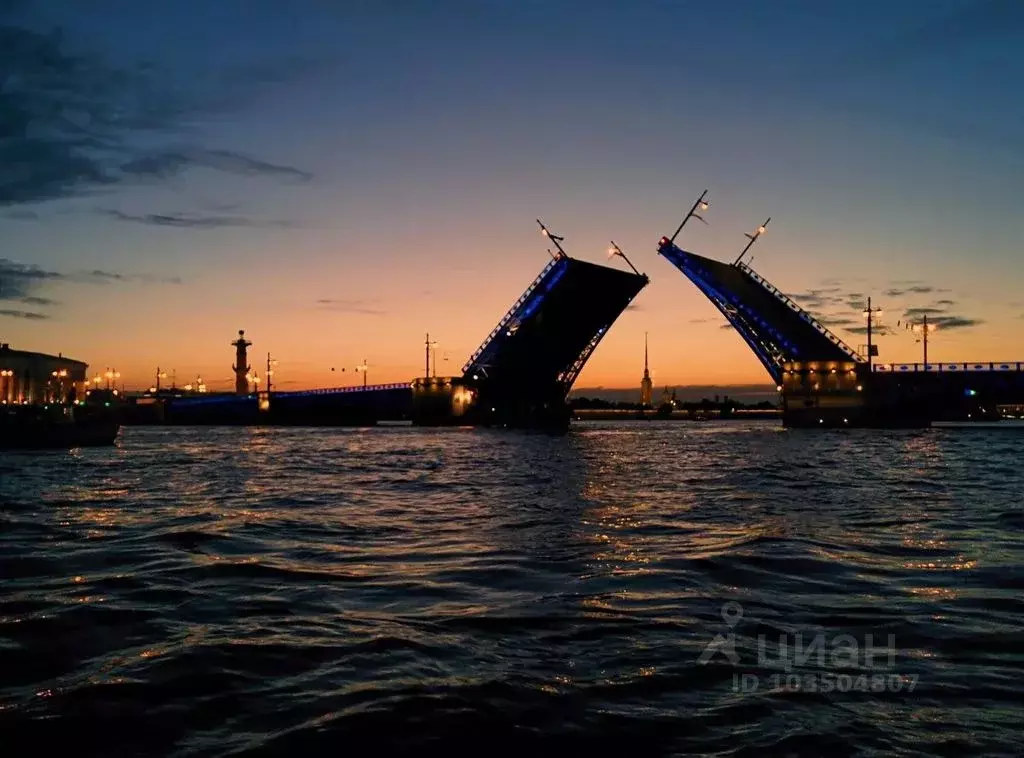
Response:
[0, 260, 63, 301]
[120, 148, 312, 183]
[0, 258, 179, 320]
[0, 16, 313, 210]
[99, 209, 294, 230]
[786, 286, 844, 310]
[884, 285, 949, 297]
[315, 298, 386, 316]
[0, 308, 48, 320]
[2, 209, 41, 221]
[896, 303, 983, 331]
[902, 306, 948, 318]
[928, 316, 984, 330]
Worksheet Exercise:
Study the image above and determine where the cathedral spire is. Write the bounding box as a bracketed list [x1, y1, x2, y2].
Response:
[640, 331, 653, 406]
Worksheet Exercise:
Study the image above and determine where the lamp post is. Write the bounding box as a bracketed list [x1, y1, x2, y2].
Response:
[51, 369, 68, 403]
[356, 359, 368, 388]
[902, 314, 937, 367]
[536, 219, 569, 260]
[425, 334, 438, 377]
[607, 241, 643, 277]
[668, 189, 710, 245]
[265, 353, 277, 395]
[863, 298, 883, 371]
[734, 217, 771, 265]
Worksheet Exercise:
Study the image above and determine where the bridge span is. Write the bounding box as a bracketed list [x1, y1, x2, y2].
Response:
[138, 223, 647, 432]
[413, 226, 649, 430]
[656, 206, 1024, 427]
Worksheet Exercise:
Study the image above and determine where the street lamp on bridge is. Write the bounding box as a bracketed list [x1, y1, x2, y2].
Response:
[355, 359, 368, 388]
[536, 219, 568, 260]
[734, 217, 770, 265]
[425, 333, 438, 377]
[668, 189, 710, 245]
[900, 314, 938, 367]
[863, 298, 883, 371]
[607, 242, 643, 277]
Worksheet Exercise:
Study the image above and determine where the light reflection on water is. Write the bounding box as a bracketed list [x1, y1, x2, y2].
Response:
[0, 421, 1022, 755]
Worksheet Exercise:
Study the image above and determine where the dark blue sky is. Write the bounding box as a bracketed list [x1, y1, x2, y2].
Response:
[3, 0, 1023, 387]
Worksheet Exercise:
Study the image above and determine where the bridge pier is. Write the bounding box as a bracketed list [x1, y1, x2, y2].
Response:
[780, 361, 931, 428]
[410, 377, 477, 426]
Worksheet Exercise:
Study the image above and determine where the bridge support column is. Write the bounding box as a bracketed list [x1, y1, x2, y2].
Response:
[410, 377, 477, 426]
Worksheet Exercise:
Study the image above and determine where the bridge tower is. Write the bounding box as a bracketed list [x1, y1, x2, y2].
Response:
[231, 330, 252, 396]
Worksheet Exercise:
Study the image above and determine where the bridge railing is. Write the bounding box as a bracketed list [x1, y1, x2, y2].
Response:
[462, 255, 566, 374]
[169, 382, 412, 405]
[736, 261, 863, 362]
[872, 362, 1024, 373]
[278, 383, 412, 397]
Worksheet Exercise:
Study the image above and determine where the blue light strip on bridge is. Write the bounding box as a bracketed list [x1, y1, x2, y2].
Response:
[660, 244, 789, 382]
[168, 383, 410, 406]
[464, 256, 569, 375]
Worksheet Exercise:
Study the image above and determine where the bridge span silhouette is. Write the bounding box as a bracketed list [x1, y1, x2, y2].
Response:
[655, 191, 1024, 428]
[153, 198, 1021, 431]
[159, 221, 648, 432]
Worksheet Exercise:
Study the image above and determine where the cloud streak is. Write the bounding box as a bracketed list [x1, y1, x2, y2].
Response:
[120, 148, 312, 183]
[884, 285, 949, 297]
[0, 258, 179, 320]
[0, 16, 313, 209]
[0, 308, 48, 320]
[100, 209, 294, 230]
[315, 298, 387, 316]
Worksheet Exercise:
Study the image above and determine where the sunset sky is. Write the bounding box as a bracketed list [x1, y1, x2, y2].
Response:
[3, 0, 1023, 392]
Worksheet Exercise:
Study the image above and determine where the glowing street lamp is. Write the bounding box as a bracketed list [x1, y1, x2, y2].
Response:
[862, 297, 883, 370]
[902, 314, 938, 366]
[607, 241, 642, 277]
[51, 368, 68, 402]
[734, 217, 771, 265]
[667, 189, 711, 246]
[0, 369, 13, 404]
[536, 219, 568, 260]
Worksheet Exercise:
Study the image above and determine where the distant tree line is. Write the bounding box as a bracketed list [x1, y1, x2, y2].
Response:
[569, 394, 779, 417]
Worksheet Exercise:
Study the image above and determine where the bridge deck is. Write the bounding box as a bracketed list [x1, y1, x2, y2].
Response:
[463, 254, 647, 401]
[658, 238, 859, 382]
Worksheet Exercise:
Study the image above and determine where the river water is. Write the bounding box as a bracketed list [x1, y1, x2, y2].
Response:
[2, 421, 1022, 756]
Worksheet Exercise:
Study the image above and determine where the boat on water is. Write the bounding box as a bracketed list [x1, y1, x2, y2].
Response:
[0, 400, 121, 451]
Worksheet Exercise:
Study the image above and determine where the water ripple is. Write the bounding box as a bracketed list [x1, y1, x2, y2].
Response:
[2, 421, 1023, 756]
